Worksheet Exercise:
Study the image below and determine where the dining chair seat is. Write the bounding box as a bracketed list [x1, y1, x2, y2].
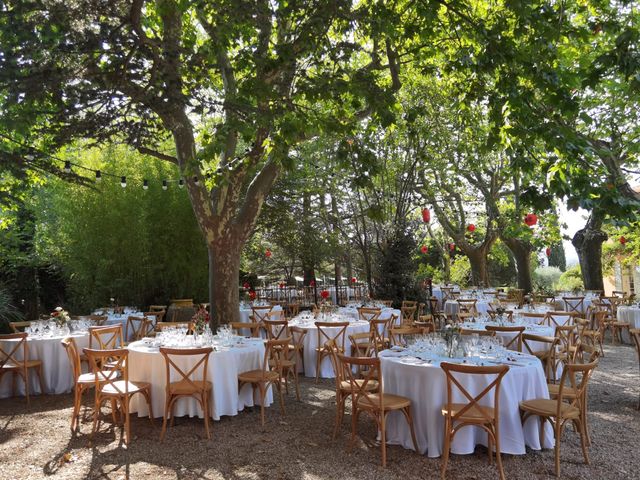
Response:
[101, 380, 152, 396]
[238, 369, 280, 383]
[520, 398, 581, 419]
[441, 403, 496, 423]
[356, 392, 411, 410]
[168, 379, 213, 396]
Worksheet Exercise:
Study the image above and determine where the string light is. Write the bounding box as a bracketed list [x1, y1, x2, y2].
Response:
[95, 170, 102, 182]
[162, 180, 168, 190]
[63, 161, 71, 173]
[120, 176, 127, 188]
[143, 179, 148, 190]
[178, 178, 184, 188]
[193, 176, 199, 185]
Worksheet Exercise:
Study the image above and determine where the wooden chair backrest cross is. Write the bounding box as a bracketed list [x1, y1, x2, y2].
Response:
[0, 332, 28, 369]
[562, 297, 585, 315]
[89, 324, 123, 349]
[9, 321, 31, 333]
[520, 312, 547, 325]
[262, 319, 290, 341]
[314, 321, 349, 353]
[230, 322, 261, 338]
[546, 311, 574, 328]
[389, 326, 427, 346]
[357, 307, 381, 322]
[457, 299, 478, 315]
[126, 316, 154, 341]
[485, 325, 526, 352]
[401, 301, 417, 324]
[250, 305, 273, 323]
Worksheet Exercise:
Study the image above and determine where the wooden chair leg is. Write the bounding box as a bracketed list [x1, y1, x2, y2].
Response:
[315, 352, 322, 384]
[380, 412, 387, 467]
[554, 421, 562, 478]
[160, 394, 171, 441]
[203, 393, 211, 440]
[441, 416, 451, 480]
[333, 393, 344, 440]
[494, 426, 505, 480]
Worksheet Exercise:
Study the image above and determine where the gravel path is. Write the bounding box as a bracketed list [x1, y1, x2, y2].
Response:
[1, 343, 639, 480]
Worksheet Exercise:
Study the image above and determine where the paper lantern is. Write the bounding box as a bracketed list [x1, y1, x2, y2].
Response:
[545, 247, 551, 257]
[524, 213, 538, 226]
[620, 236, 627, 245]
[467, 224, 476, 232]
[309, 280, 316, 287]
[265, 249, 272, 258]
[449, 243, 455, 251]
[351, 277, 356, 283]
[279, 282, 285, 289]
[420, 245, 428, 254]
[243, 282, 250, 290]
[421, 208, 431, 223]
[320, 290, 330, 299]
[248, 290, 256, 301]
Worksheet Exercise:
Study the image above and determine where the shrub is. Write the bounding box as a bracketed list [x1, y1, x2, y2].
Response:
[556, 265, 584, 292]
[532, 266, 563, 292]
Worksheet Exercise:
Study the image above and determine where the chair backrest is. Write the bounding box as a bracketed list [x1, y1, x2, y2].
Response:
[554, 361, 598, 414]
[457, 299, 478, 314]
[266, 310, 285, 321]
[251, 306, 273, 323]
[460, 328, 495, 337]
[89, 315, 108, 326]
[315, 321, 349, 351]
[144, 310, 165, 323]
[522, 333, 559, 356]
[149, 305, 167, 312]
[485, 325, 525, 351]
[230, 321, 261, 338]
[457, 312, 476, 323]
[264, 337, 292, 377]
[612, 290, 627, 299]
[262, 319, 290, 341]
[126, 316, 151, 341]
[562, 296, 585, 315]
[555, 324, 577, 353]
[89, 324, 123, 349]
[414, 316, 436, 333]
[159, 346, 213, 393]
[401, 304, 417, 324]
[520, 312, 547, 325]
[378, 300, 393, 307]
[357, 307, 381, 322]
[429, 296, 440, 314]
[84, 348, 129, 393]
[287, 303, 300, 318]
[440, 362, 509, 424]
[441, 287, 456, 302]
[546, 311, 574, 327]
[389, 327, 426, 346]
[61, 337, 82, 381]
[337, 354, 383, 409]
[9, 321, 31, 333]
[0, 332, 28, 368]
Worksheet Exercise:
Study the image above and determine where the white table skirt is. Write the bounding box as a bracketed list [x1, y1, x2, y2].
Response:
[289, 319, 370, 378]
[0, 333, 89, 398]
[444, 300, 492, 317]
[380, 352, 553, 457]
[617, 306, 640, 329]
[459, 323, 555, 352]
[127, 339, 272, 420]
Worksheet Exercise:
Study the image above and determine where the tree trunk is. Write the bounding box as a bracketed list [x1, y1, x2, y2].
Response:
[572, 214, 607, 290]
[208, 244, 241, 331]
[465, 248, 489, 287]
[502, 238, 533, 293]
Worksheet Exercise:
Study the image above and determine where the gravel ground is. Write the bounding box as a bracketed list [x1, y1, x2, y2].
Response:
[1, 343, 639, 480]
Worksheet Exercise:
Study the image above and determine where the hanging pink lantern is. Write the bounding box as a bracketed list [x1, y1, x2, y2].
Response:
[545, 247, 551, 257]
[243, 282, 250, 290]
[421, 208, 431, 223]
[620, 236, 627, 245]
[265, 249, 272, 258]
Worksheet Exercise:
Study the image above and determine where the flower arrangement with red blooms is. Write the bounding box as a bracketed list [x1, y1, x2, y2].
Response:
[351, 277, 356, 283]
[545, 247, 551, 257]
[248, 290, 256, 301]
[421, 208, 431, 223]
[420, 245, 428, 254]
[279, 282, 285, 289]
[191, 306, 210, 334]
[243, 282, 250, 290]
[265, 249, 272, 258]
[467, 224, 476, 232]
[320, 290, 330, 300]
[51, 306, 70, 327]
[620, 236, 627, 245]
[309, 280, 316, 287]
[524, 213, 538, 226]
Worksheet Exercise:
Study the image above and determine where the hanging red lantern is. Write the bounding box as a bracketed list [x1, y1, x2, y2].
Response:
[421, 208, 431, 223]
[320, 290, 330, 299]
[545, 247, 551, 257]
[243, 282, 250, 290]
[467, 224, 476, 232]
[620, 236, 627, 245]
[309, 280, 316, 287]
[279, 282, 285, 289]
[265, 249, 272, 258]
[420, 245, 428, 254]
[524, 213, 538, 226]
[248, 290, 256, 301]
[449, 243, 455, 252]
[351, 277, 356, 283]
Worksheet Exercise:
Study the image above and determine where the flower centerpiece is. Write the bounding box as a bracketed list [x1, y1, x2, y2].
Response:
[442, 323, 461, 358]
[51, 307, 70, 327]
[191, 306, 209, 335]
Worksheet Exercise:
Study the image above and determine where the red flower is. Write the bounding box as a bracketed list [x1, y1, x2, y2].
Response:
[265, 249, 272, 258]
[467, 224, 476, 232]
[309, 280, 316, 287]
[620, 236, 627, 245]
[545, 247, 551, 257]
[243, 282, 250, 290]
[320, 290, 330, 299]
[420, 245, 428, 254]
[421, 208, 431, 223]
[249, 290, 256, 301]
[279, 282, 285, 289]
[51, 311, 59, 317]
[524, 213, 538, 226]
[351, 277, 356, 283]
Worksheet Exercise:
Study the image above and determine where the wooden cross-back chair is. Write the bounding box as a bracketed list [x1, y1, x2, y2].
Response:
[159, 346, 213, 441]
[612, 290, 627, 299]
[126, 316, 154, 342]
[250, 305, 273, 324]
[238, 337, 288, 426]
[400, 301, 417, 324]
[9, 321, 32, 333]
[630, 329, 640, 410]
[414, 315, 436, 333]
[457, 299, 478, 315]
[369, 318, 391, 351]
[554, 325, 578, 370]
[0, 332, 44, 404]
[460, 328, 496, 337]
[546, 311, 574, 328]
[83, 347, 154, 445]
[357, 307, 381, 322]
[520, 312, 547, 325]
[337, 353, 417, 467]
[428, 296, 447, 328]
[562, 297, 585, 316]
[89, 324, 123, 350]
[519, 361, 597, 477]
[389, 326, 427, 347]
[441, 287, 456, 302]
[485, 325, 526, 352]
[262, 319, 290, 342]
[440, 362, 509, 480]
[144, 310, 165, 324]
[89, 315, 108, 326]
[522, 334, 561, 383]
[230, 321, 262, 338]
[314, 321, 349, 383]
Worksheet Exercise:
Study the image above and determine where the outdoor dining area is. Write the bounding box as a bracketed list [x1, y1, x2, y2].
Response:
[2, 288, 640, 479]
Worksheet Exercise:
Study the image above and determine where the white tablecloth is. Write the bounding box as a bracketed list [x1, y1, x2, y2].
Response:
[617, 306, 640, 329]
[459, 322, 555, 352]
[0, 332, 89, 398]
[338, 307, 402, 325]
[127, 339, 272, 420]
[288, 318, 370, 378]
[380, 351, 553, 457]
[444, 300, 492, 317]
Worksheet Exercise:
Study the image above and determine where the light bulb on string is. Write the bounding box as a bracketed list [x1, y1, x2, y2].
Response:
[193, 176, 199, 185]
[120, 176, 127, 188]
[162, 180, 168, 190]
[95, 170, 102, 182]
[143, 179, 149, 190]
[64, 161, 71, 173]
[178, 178, 184, 188]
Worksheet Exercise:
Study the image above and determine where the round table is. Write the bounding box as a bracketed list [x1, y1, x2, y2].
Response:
[379, 350, 553, 457]
[103, 312, 152, 341]
[0, 332, 89, 398]
[127, 338, 272, 420]
[288, 317, 370, 378]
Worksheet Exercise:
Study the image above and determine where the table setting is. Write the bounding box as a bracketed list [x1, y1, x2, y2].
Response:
[379, 332, 553, 457]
